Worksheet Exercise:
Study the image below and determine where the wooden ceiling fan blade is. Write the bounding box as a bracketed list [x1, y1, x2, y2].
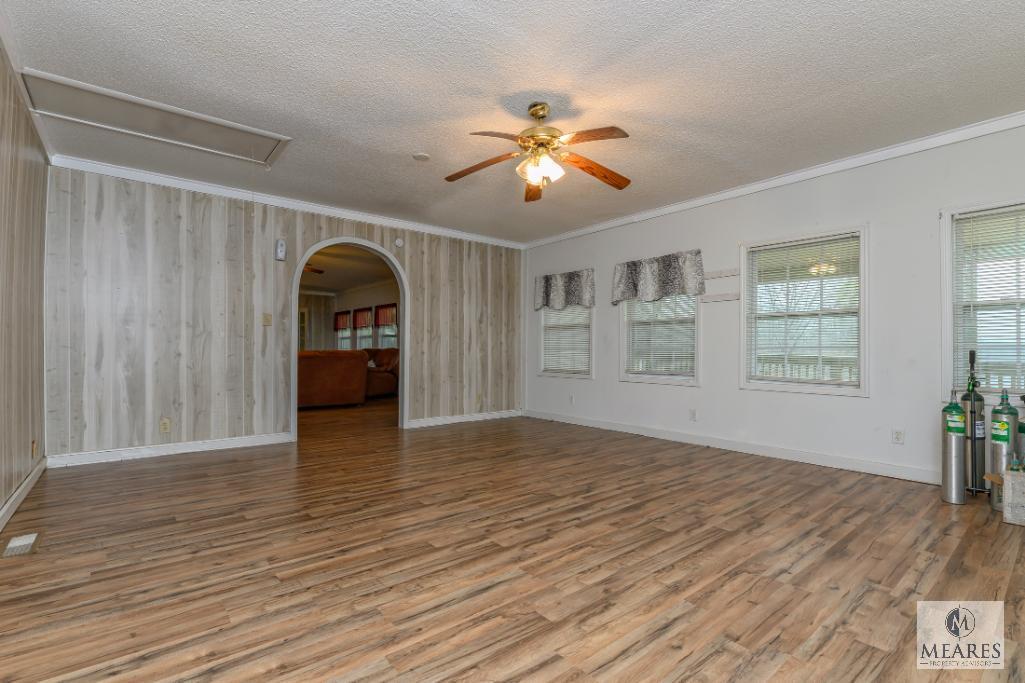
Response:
[559, 126, 628, 145]
[470, 131, 521, 142]
[524, 183, 542, 202]
[561, 152, 631, 190]
[445, 152, 520, 182]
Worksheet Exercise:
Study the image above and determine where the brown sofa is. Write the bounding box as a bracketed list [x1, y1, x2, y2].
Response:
[297, 350, 368, 407]
[365, 347, 400, 397]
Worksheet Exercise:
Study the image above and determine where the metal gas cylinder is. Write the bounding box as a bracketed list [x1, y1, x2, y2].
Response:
[941, 390, 966, 505]
[990, 389, 1020, 511]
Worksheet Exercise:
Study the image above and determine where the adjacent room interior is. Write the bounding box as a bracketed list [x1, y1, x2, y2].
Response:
[1, 2, 1025, 680]
[297, 242, 403, 429]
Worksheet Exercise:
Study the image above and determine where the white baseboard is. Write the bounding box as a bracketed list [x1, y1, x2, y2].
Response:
[524, 410, 940, 485]
[406, 410, 523, 429]
[46, 432, 295, 468]
[0, 458, 46, 532]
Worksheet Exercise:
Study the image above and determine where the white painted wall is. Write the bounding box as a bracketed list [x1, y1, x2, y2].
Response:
[525, 125, 1025, 485]
[335, 278, 401, 313]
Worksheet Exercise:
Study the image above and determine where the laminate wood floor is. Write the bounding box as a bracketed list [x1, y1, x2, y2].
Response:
[1, 399, 1021, 681]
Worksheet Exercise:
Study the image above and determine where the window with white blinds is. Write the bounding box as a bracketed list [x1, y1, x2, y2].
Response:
[744, 232, 863, 390]
[376, 325, 399, 348]
[622, 294, 697, 381]
[953, 205, 1025, 394]
[541, 305, 592, 375]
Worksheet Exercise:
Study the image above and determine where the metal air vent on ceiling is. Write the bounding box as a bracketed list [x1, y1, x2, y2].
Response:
[21, 68, 290, 166]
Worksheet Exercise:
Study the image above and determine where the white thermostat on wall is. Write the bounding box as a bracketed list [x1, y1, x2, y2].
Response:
[394, 238, 404, 248]
[275, 238, 287, 261]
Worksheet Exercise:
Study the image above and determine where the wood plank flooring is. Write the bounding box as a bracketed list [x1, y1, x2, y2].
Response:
[0, 400, 1021, 681]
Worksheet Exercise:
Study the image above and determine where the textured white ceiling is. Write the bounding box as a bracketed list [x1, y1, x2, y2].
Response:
[300, 244, 394, 294]
[4, 1, 1025, 242]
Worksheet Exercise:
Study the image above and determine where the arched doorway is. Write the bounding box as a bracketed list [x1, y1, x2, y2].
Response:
[290, 237, 411, 433]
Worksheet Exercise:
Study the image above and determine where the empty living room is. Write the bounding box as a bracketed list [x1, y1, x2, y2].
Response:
[3, 2, 1025, 680]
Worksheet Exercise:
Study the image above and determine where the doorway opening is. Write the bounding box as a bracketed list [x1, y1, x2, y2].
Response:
[291, 238, 410, 437]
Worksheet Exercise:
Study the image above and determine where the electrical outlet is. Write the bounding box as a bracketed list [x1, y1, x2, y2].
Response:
[31, 440, 37, 457]
[689, 408, 698, 422]
[159, 417, 172, 434]
[262, 313, 273, 326]
[891, 429, 905, 445]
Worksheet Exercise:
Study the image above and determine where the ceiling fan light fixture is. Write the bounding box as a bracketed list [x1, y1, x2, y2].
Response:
[516, 151, 565, 186]
[446, 102, 630, 201]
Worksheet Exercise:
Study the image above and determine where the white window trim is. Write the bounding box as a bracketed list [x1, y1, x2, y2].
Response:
[940, 197, 1025, 405]
[618, 296, 701, 387]
[738, 224, 870, 398]
[537, 305, 596, 380]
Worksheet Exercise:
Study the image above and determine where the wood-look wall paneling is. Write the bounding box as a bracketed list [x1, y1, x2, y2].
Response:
[297, 293, 336, 350]
[44, 169, 522, 456]
[0, 44, 47, 511]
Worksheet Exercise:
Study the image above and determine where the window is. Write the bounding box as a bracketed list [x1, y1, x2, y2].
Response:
[541, 306, 592, 376]
[334, 310, 352, 350]
[298, 309, 308, 351]
[743, 230, 864, 393]
[622, 294, 697, 383]
[953, 205, 1025, 394]
[353, 307, 374, 350]
[374, 303, 399, 348]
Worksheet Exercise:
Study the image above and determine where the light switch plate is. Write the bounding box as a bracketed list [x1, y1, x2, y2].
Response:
[275, 238, 287, 261]
[262, 313, 273, 326]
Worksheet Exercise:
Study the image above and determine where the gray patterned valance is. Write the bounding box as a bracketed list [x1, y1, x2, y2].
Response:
[611, 250, 705, 305]
[534, 268, 595, 310]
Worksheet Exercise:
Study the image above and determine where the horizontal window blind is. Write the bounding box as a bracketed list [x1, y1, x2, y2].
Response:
[746, 233, 861, 386]
[542, 305, 592, 375]
[953, 205, 1025, 393]
[354, 307, 373, 349]
[377, 324, 398, 348]
[356, 327, 374, 350]
[624, 294, 696, 377]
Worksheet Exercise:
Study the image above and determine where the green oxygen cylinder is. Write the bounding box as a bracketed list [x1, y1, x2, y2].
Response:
[990, 389, 1020, 511]
[1019, 395, 1025, 465]
[941, 390, 966, 504]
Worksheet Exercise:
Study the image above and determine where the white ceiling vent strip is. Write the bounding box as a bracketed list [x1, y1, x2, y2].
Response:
[21, 69, 290, 166]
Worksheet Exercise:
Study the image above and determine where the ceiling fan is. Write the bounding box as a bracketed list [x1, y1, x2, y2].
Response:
[445, 102, 631, 202]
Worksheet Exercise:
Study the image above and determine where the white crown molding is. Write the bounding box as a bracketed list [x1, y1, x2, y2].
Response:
[46, 432, 294, 468]
[0, 458, 45, 532]
[406, 410, 523, 429]
[526, 108, 1025, 249]
[49, 155, 526, 250]
[525, 410, 939, 485]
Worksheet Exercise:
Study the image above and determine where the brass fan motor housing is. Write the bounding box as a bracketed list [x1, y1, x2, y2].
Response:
[517, 102, 563, 152]
[517, 125, 564, 152]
